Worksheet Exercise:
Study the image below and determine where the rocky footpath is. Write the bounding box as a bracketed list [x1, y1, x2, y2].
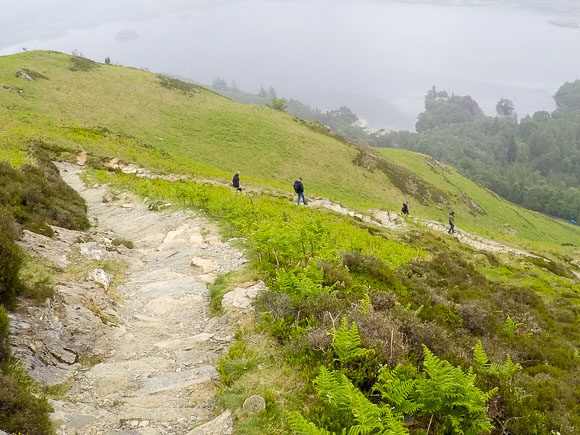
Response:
[9, 163, 261, 434]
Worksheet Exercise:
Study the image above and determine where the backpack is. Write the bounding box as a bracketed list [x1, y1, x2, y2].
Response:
[293, 180, 302, 193]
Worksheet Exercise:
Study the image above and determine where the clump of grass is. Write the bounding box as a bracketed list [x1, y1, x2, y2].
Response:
[158, 75, 201, 94]
[19, 256, 59, 304]
[43, 378, 73, 400]
[70, 56, 99, 72]
[112, 238, 134, 249]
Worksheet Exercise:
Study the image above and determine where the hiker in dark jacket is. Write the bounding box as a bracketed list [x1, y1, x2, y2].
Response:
[294, 178, 307, 205]
[401, 201, 409, 215]
[448, 211, 455, 234]
[232, 172, 242, 192]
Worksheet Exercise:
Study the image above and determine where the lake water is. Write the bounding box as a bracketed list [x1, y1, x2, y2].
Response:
[2, 0, 580, 130]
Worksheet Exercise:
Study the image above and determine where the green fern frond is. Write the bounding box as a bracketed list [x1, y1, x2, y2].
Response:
[315, 366, 347, 407]
[473, 340, 489, 370]
[375, 366, 420, 414]
[332, 318, 373, 366]
[286, 412, 334, 435]
[314, 367, 409, 435]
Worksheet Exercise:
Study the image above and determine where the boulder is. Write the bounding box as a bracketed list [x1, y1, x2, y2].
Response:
[242, 395, 266, 413]
[89, 269, 113, 290]
[221, 281, 267, 312]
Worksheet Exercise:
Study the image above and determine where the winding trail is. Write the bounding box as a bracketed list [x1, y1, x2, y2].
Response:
[52, 164, 245, 434]
[107, 160, 538, 258]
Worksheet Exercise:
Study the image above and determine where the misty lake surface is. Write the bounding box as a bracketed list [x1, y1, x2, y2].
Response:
[2, 0, 580, 129]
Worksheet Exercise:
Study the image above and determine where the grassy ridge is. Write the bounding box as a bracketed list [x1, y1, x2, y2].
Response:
[1, 50, 579, 249]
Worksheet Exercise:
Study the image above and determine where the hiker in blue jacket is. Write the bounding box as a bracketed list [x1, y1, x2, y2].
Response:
[294, 178, 307, 205]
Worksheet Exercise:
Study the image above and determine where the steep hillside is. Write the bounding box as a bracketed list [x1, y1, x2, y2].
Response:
[1, 50, 579, 249]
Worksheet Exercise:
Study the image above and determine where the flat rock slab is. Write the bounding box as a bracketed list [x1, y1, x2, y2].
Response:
[188, 410, 233, 435]
[222, 281, 268, 312]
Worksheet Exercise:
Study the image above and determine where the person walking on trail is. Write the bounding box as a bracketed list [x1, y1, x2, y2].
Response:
[232, 172, 242, 192]
[448, 210, 456, 234]
[401, 201, 409, 216]
[294, 177, 307, 205]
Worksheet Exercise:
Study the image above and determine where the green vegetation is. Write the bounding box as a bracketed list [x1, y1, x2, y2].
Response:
[378, 148, 580, 250]
[1, 50, 579, 434]
[0, 144, 89, 434]
[91, 167, 580, 434]
[372, 85, 580, 225]
[111, 237, 134, 249]
[1, 50, 577, 250]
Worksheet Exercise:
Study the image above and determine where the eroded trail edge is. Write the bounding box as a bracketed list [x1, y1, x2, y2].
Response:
[50, 163, 246, 434]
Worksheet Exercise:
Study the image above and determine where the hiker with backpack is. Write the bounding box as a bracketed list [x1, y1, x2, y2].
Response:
[401, 201, 409, 216]
[448, 211, 455, 234]
[294, 178, 307, 205]
[232, 172, 242, 192]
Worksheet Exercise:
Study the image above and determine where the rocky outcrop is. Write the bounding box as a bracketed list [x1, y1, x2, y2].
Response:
[16, 70, 34, 81]
[11, 226, 120, 385]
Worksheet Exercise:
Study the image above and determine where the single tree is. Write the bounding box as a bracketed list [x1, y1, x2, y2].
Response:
[212, 78, 228, 90]
[258, 86, 268, 98]
[104, 57, 111, 65]
[496, 98, 515, 117]
[270, 97, 287, 112]
[268, 86, 277, 98]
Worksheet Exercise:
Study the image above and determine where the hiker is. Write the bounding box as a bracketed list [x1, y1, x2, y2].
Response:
[448, 211, 455, 234]
[401, 201, 409, 215]
[232, 172, 242, 192]
[294, 177, 307, 205]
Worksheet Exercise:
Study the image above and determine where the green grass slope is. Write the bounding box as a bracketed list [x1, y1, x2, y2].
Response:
[1, 50, 579, 248]
[380, 148, 580, 249]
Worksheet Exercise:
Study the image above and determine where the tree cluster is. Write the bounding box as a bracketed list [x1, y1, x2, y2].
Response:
[371, 85, 580, 222]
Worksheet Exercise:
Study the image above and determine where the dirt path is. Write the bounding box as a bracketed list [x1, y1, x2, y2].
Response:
[104, 159, 537, 258]
[51, 164, 245, 434]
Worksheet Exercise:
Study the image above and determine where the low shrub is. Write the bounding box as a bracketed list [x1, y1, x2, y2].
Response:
[0, 147, 89, 234]
[343, 251, 400, 290]
[0, 370, 53, 435]
[0, 209, 22, 305]
[112, 238, 134, 249]
[0, 307, 9, 362]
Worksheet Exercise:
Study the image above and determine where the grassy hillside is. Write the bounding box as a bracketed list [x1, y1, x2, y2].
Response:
[380, 148, 580, 249]
[1, 51, 580, 434]
[1, 50, 579, 249]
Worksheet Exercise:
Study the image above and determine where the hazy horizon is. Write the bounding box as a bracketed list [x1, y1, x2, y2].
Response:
[3, 0, 580, 130]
